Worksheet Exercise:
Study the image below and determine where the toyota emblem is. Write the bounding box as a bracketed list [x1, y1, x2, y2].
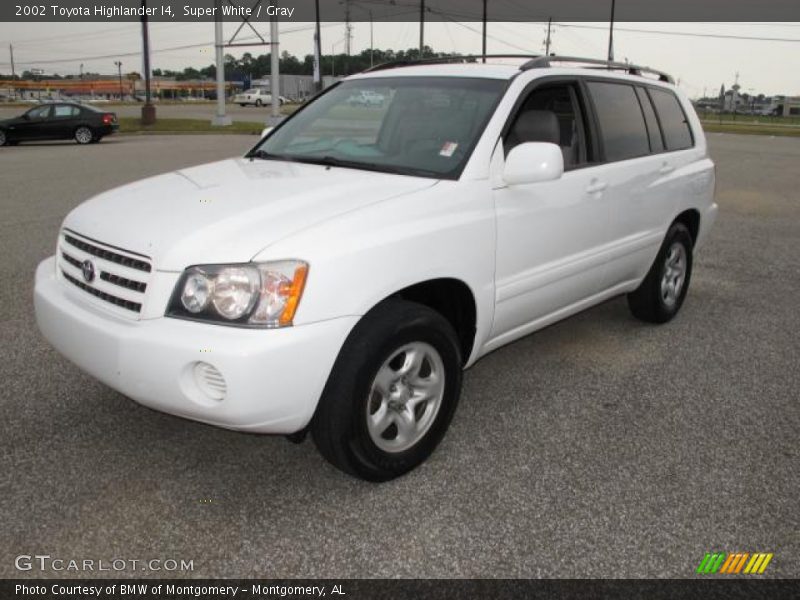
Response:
[81, 259, 96, 283]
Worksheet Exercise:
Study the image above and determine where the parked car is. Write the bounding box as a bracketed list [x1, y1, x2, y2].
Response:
[233, 88, 281, 107]
[34, 58, 717, 481]
[0, 102, 118, 146]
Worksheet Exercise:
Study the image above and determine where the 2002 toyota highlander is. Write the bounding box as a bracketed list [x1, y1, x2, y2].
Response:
[34, 56, 717, 481]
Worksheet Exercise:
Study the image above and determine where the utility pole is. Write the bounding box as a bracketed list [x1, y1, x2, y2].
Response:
[9, 44, 16, 99]
[141, 0, 156, 124]
[313, 0, 322, 92]
[419, 0, 425, 57]
[114, 61, 123, 100]
[268, 16, 281, 126]
[368, 8, 374, 67]
[545, 18, 553, 55]
[344, 1, 352, 56]
[482, 0, 487, 63]
[608, 0, 616, 62]
[211, 0, 231, 126]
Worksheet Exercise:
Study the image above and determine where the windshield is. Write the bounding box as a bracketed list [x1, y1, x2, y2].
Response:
[251, 77, 506, 179]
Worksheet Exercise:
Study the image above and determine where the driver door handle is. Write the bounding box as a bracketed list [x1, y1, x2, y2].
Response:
[586, 180, 608, 194]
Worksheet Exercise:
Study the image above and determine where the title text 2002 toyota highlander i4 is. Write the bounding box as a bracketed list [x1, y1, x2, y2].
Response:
[35, 56, 717, 481]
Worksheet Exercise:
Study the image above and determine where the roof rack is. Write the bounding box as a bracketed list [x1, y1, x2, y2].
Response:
[520, 55, 674, 83]
[362, 54, 674, 84]
[363, 54, 541, 73]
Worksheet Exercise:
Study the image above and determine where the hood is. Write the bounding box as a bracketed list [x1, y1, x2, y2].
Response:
[63, 158, 438, 271]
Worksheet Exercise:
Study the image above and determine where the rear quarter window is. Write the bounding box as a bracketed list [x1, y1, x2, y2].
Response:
[648, 88, 694, 151]
[586, 81, 650, 162]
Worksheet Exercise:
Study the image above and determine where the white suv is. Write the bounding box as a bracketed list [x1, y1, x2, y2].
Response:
[34, 57, 717, 481]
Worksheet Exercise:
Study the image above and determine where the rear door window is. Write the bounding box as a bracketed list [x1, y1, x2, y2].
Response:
[586, 81, 650, 162]
[635, 87, 665, 153]
[648, 88, 694, 151]
[53, 105, 80, 119]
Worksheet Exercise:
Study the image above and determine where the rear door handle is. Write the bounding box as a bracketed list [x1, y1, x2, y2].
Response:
[586, 180, 608, 194]
[659, 163, 676, 175]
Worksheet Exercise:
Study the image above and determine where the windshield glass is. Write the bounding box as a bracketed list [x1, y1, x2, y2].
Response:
[252, 77, 506, 179]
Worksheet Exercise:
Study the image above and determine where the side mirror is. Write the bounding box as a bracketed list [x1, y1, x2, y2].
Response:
[503, 142, 564, 186]
[260, 126, 273, 138]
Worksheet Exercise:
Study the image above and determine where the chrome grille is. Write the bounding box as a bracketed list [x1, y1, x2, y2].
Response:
[64, 232, 151, 273]
[57, 230, 152, 317]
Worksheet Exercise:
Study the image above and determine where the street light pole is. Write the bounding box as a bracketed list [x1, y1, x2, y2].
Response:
[313, 0, 322, 92]
[419, 0, 425, 57]
[482, 0, 487, 63]
[141, 0, 156, 124]
[211, 0, 231, 126]
[608, 0, 616, 62]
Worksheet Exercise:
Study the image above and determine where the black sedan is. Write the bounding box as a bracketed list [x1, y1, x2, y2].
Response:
[0, 102, 119, 146]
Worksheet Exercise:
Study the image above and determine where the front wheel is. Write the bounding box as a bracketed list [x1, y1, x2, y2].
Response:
[74, 126, 94, 145]
[255, 99, 263, 107]
[311, 299, 462, 481]
[0, 130, 7, 146]
[627, 222, 693, 323]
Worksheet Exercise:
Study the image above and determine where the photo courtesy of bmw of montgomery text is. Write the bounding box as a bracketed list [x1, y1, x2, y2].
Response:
[34, 56, 716, 481]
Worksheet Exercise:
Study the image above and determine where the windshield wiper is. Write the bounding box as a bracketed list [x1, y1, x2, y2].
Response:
[289, 155, 440, 178]
[249, 151, 440, 178]
[247, 149, 287, 161]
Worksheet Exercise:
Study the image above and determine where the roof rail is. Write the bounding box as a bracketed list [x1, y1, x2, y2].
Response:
[363, 54, 542, 73]
[521, 55, 674, 83]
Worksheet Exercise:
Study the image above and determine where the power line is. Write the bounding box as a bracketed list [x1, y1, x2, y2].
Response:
[557, 23, 800, 43]
[1, 23, 342, 68]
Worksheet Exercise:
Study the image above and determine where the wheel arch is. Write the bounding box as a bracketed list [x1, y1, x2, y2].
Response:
[672, 208, 701, 245]
[370, 277, 478, 366]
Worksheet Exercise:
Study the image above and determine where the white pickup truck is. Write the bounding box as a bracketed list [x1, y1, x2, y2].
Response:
[34, 57, 717, 481]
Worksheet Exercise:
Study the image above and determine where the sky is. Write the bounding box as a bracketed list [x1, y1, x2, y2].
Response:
[1, 20, 799, 97]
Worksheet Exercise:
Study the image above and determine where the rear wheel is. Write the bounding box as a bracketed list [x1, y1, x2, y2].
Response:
[311, 299, 462, 481]
[74, 126, 93, 145]
[627, 222, 693, 323]
[0, 130, 7, 146]
[255, 99, 263, 107]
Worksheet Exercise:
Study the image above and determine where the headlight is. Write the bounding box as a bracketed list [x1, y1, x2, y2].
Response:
[167, 261, 308, 328]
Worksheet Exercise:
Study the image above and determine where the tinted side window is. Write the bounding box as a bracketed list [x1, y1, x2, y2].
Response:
[28, 106, 51, 119]
[587, 81, 650, 162]
[635, 87, 665, 153]
[648, 88, 693, 151]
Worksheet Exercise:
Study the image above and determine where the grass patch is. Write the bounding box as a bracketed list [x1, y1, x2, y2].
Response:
[117, 117, 265, 135]
[701, 122, 800, 137]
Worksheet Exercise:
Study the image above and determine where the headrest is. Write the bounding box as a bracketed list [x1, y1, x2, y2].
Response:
[510, 110, 560, 146]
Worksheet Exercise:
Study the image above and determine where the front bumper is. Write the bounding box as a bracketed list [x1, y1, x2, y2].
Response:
[34, 257, 357, 434]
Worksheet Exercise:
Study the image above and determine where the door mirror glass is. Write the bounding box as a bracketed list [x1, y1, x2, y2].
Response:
[503, 142, 564, 186]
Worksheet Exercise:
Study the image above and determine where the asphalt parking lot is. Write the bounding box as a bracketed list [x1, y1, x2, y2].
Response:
[1, 133, 798, 579]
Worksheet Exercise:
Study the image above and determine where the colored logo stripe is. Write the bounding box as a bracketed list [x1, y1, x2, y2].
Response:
[697, 552, 773, 574]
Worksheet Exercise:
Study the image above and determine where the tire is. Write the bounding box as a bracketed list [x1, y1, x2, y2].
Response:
[255, 99, 263, 107]
[311, 299, 463, 482]
[627, 222, 693, 324]
[0, 130, 7, 146]
[74, 126, 94, 145]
